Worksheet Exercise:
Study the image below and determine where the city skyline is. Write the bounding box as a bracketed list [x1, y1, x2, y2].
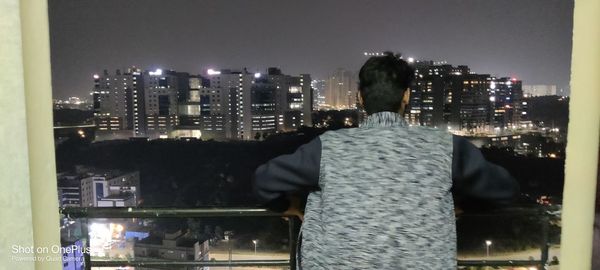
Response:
[91, 67, 312, 141]
[77, 58, 550, 144]
[49, 0, 573, 99]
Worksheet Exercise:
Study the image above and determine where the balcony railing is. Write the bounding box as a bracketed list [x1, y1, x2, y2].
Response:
[60, 206, 557, 270]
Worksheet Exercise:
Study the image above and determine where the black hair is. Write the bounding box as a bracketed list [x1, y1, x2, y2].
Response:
[358, 51, 415, 114]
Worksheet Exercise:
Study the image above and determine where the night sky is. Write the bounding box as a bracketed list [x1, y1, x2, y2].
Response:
[49, 0, 574, 99]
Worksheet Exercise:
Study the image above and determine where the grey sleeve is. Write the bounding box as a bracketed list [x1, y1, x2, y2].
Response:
[253, 137, 321, 212]
[452, 135, 520, 208]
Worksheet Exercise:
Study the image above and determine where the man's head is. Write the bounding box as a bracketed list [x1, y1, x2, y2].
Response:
[358, 52, 415, 115]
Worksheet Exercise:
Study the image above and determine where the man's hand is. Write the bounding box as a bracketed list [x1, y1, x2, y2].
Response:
[283, 195, 304, 221]
[454, 207, 464, 216]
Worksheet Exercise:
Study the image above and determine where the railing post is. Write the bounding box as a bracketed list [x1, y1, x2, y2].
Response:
[540, 215, 550, 269]
[228, 238, 232, 270]
[288, 217, 300, 270]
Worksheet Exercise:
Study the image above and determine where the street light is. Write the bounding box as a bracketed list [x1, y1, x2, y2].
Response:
[485, 240, 492, 257]
[252, 239, 258, 254]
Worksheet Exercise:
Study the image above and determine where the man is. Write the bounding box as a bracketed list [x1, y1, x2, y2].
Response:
[254, 52, 519, 269]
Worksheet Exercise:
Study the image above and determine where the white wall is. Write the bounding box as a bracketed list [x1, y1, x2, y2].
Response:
[0, 0, 35, 268]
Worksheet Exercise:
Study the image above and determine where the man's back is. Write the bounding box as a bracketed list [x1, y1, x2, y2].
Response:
[300, 112, 456, 269]
[255, 53, 518, 270]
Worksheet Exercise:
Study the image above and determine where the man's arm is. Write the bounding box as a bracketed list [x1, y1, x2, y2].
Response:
[452, 135, 520, 209]
[253, 137, 321, 212]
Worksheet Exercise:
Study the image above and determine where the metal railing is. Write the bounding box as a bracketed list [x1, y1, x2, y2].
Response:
[61, 207, 299, 269]
[60, 206, 556, 270]
[456, 207, 555, 269]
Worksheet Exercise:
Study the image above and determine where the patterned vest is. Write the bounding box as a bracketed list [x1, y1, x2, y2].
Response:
[300, 111, 456, 269]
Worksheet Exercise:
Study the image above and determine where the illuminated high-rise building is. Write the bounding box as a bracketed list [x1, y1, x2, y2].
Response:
[311, 79, 326, 110]
[250, 77, 278, 136]
[408, 61, 472, 129]
[143, 69, 181, 139]
[405, 59, 526, 133]
[325, 69, 357, 110]
[94, 66, 312, 141]
[455, 74, 491, 131]
[522, 85, 558, 97]
[176, 83, 229, 140]
[93, 68, 188, 140]
[266, 67, 312, 133]
[489, 77, 525, 130]
[203, 67, 311, 140]
[92, 68, 144, 140]
[205, 68, 255, 140]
